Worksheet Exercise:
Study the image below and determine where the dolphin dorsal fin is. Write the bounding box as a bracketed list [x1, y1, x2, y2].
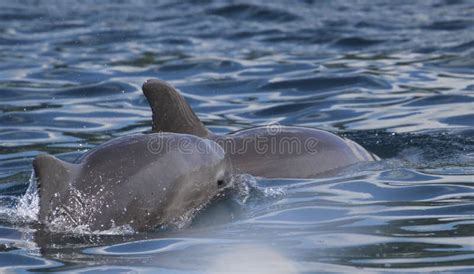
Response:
[142, 79, 210, 138]
[32, 154, 77, 219]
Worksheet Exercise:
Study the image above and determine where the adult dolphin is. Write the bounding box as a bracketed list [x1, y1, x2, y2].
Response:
[142, 79, 379, 178]
[33, 133, 231, 232]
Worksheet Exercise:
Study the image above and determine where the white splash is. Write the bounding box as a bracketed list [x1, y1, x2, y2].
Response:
[232, 174, 286, 204]
[97, 223, 135, 235]
[14, 171, 39, 223]
[233, 174, 257, 204]
[45, 186, 136, 235]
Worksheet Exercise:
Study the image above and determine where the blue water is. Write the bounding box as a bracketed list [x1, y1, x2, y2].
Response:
[0, 0, 473, 272]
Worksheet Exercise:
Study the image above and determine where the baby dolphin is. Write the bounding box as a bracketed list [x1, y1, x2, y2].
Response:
[32, 133, 231, 232]
[142, 79, 378, 178]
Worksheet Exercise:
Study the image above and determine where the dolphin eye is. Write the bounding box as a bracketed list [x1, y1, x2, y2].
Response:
[217, 179, 225, 187]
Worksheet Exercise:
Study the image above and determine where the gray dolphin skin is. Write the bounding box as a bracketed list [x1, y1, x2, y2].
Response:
[142, 79, 379, 178]
[33, 133, 231, 232]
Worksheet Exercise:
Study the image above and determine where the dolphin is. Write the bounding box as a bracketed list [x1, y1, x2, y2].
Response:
[142, 79, 379, 178]
[32, 133, 231, 232]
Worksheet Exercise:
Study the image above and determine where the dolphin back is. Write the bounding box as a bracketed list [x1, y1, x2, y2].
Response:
[32, 154, 78, 222]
